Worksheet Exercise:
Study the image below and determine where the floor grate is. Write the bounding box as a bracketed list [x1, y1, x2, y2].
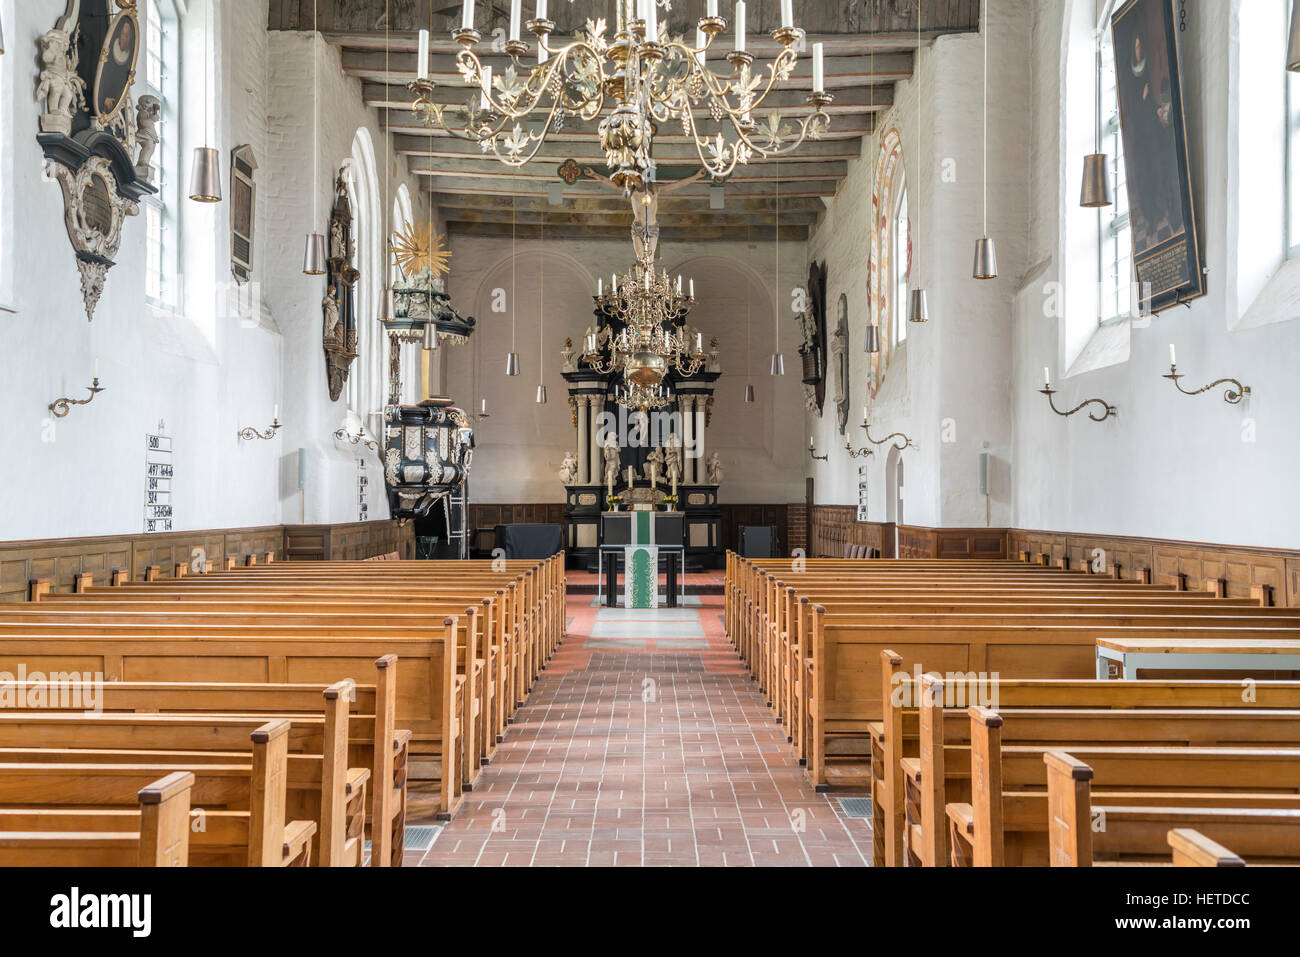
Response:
[837, 797, 873, 819]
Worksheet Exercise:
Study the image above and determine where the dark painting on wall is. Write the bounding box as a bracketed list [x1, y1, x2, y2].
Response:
[1111, 0, 1204, 312]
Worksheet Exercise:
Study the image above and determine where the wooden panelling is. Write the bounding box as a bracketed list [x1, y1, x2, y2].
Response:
[720, 505, 790, 555]
[468, 504, 565, 533]
[0, 521, 412, 601]
[809, 506, 891, 558]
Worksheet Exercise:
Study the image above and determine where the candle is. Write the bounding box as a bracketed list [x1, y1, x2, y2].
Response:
[780, 0, 793, 28]
[509, 0, 521, 41]
[651, 463, 658, 489]
[536, 0, 547, 19]
[813, 43, 825, 94]
[734, 1, 746, 52]
[689, 278, 695, 298]
[1043, 366, 1050, 387]
[612, 274, 618, 293]
[644, 270, 651, 291]
[645, 0, 658, 38]
[627, 466, 634, 487]
[274, 404, 279, 421]
[461, 0, 474, 30]
[695, 332, 704, 352]
[1169, 343, 1176, 366]
[480, 398, 488, 414]
[598, 278, 603, 296]
[707, 0, 719, 17]
[417, 30, 430, 79]
[676, 275, 683, 294]
[481, 65, 493, 109]
[93, 357, 99, 378]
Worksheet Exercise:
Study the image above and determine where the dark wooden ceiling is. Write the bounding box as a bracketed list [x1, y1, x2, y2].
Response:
[269, 1, 980, 240]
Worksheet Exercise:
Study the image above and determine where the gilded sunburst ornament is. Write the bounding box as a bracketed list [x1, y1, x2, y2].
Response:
[389, 222, 451, 280]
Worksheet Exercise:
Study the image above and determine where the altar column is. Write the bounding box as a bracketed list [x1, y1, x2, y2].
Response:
[694, 397, 707, 483]
[589, 395, 604, 487]
[678, 395, 693, 484]
[576, 395, 590, 485]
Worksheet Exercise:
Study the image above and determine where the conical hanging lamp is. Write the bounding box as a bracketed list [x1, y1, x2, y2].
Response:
[1289, 0, 1300, 72]
[188, 1, 221, 202]
[505, 195, 520, 375]
[972, 7, 997, 279]
[908, 1, 929, 321]
[1080, 31, 1114, 207]
[864, 323, 880, 354]
[769, 169, 785, 375]
[302, 0, 326, 273]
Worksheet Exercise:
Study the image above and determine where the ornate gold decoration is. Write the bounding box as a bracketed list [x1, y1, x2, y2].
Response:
[1162, 364, 1250, 405]
[389, 220, 451, 281]
[49, 378, 105, 417]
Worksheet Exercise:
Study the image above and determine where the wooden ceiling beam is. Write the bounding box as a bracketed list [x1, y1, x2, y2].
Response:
[407, 158, 847, 182]
[427, 191, 826, 214]
[421, 175, 837, 199]
[393, 132, 865, 163]
[445, 221, 810, 242]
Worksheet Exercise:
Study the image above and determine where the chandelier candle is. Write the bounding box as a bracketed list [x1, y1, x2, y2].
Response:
[813, 44, 825, 94]
[781, 0, 793, 29]
[461, 0, 474, 31]
[509, 0, 521, 41]
[417, 29, 429, 79]
[735, 1, 746, 52]
[707, 0, 719, 18]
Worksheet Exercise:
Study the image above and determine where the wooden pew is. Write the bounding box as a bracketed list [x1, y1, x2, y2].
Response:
[1168, 828, 1247, 867]
[0, 770, 193, 866]
[0, 619, 466, 818]
[951, 714, 1300, 866]
[873, 652, 1300, 866]
[1045, 750, 1300, 866]
[0, 721, 316, 865]
[0, 688, 366, 866]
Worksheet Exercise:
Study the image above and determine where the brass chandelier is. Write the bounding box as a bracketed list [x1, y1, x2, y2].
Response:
[409, 0, 833, 191]
[584, 246, 703, 411]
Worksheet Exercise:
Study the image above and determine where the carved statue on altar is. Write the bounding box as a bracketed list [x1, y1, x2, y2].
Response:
[559, 450, 578, 485]
[706, 451, 724, 486]
[322, 284, 342, 339]
[645, 446, 665, 485]
[664, 434, 683, 489]
[601, 436, 621, 490]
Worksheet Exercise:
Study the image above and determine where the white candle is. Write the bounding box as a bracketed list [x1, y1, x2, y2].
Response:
[707, 0, 719, 17]
[93, 357, 99, 378]
[417, 30, 430, 79]
[1169, 343, 1176, 366]
[651, 463, 658, 488]
[813, 43, 825, 94]
[676, 275, 683, 293]
[645, 0, 658, 38]
[461, 0, 474, 30]
[509, 0, 522, 41]
[695, 332, 704, 352]
[734, 1, 746, 52]
[481, 65, 492, 109]
[274, 404, 279, 421]
[1043, 366, 1050, 386]
[780, 0, 793, 28]
[644, 270, 651, 291]
[689, 278, 695, 298]
[536, 0, 547, 19]
[598, 278, 603, 296]
[627, 466, 634, 487]
[612, 274, 618, 293]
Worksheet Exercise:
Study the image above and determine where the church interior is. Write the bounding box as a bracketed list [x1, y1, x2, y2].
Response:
[2, 0, 1300, 896]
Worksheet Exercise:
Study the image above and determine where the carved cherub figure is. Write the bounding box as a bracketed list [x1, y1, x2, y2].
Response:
[36, 29, 85, 134]
[706, 451, 724, 485]
[558, 450, 579, 485]
[134, 95, 162, 181]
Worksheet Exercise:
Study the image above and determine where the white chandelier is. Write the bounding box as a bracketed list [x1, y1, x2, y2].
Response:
[410, 0, 832, 191]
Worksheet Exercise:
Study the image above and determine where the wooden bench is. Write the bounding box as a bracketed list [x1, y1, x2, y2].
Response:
[0, 770, 193, 866]
[0, 720, 317, 866]
[1168, 828, 1248, 867]
[1045, 753, 1300, 865]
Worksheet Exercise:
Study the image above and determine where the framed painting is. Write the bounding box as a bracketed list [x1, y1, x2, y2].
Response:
[93, 7, 140, 123]
[1111, 0, 1204, 312]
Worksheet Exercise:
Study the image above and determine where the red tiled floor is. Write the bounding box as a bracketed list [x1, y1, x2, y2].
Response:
[413, 593, 872, 867]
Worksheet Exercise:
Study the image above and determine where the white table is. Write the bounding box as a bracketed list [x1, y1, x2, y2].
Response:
[1095, 637, 1300, 679]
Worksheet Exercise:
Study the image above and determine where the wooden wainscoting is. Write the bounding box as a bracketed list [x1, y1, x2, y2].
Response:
[809, 506, 893, 558]
[720, 504, 790, 555]
[1008, 528, 1300, 607]
[0, 520, 412, 601]
[468, 504, 566, 531]
[282, 521, 415, 561]
[898, 525, 1008, 560]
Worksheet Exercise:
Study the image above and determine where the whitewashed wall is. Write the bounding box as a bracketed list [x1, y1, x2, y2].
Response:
[0, 0, 425, 540]
[443, 233, 808, 504]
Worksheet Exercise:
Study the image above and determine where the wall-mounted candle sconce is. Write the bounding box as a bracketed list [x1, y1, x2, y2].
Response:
[861, 420, 916, 451]
[1040, 368, 1116, 422]
[1161, 345, 1249, 404]
[843, 438, 875, 459]
[239, 406, 283, 441]
[808, 436, 828, 461]
[49, 378, 105, 418]
[333, 427, 379, 452]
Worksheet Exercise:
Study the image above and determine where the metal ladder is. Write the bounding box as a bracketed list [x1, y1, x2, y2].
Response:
[442, 481, 470, 560]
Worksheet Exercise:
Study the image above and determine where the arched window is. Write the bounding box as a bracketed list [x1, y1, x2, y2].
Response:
[867, 127, 906, 402]
[345, 128, 384, 422]
[143, 0, 182, 308]
[1097, 9, 1134, 325]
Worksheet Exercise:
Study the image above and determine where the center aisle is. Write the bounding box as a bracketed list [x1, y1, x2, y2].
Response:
[412, 591, 872, 866]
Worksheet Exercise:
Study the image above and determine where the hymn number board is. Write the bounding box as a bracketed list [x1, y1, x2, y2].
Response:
[144, 431, 174, 533]
[358, 457, 369, 522]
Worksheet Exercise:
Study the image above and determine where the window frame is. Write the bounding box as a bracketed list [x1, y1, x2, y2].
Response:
[890, 169, 909, 347]
[1096, 12, 1134, 327]
[142, 0, 182, 311]
[1287, 0, 1300, 259]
